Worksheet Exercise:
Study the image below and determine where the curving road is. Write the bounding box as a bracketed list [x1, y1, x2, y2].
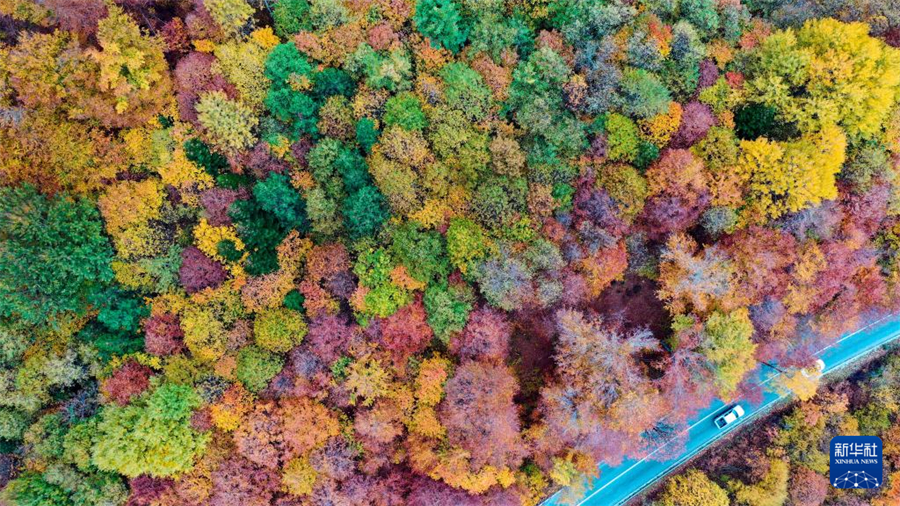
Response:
[542, 314, 900, 506]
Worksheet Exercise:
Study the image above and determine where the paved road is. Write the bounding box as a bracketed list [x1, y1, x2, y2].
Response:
[542, 314, 900, 506]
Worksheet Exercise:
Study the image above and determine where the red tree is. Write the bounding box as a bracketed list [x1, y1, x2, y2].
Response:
[173, 51, 234, 124]
[101, 360, 153, 405]
[179, 246, 228, 293]
[233, 402, 283, 469]
[789, 466, 829, 506]
[200, 188, 247, 226]
[127, 476, 174, 506]
[281, 397, 340, 459]
[144, 313, 186, 356]
[406, 477, 520, 506]
[450, 306, 511, 363]
[539, 309, 663, 463]
[379, 298, 433, 366]
[210, 456, 279, 506]
[305, 314, 355, 364]
[45, 0, 107, 38]
[669, 101, 716, 148]
[723, 226, 798, 305]
[438, 361, 524, 469]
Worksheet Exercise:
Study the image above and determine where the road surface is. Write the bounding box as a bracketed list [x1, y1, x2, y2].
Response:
[542, 313, 900, 506]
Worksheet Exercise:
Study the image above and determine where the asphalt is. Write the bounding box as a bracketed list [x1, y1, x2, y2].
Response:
[541, 313, 900, 506]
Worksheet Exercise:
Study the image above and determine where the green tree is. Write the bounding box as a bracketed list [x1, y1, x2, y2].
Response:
[229, 198, 290, 275]
[680, 0, 719, 35]
[23, 413, 67, 462]
[254, 307, 307, 353]
[305, 187, 342, 238]
[2, 472, 74, 506]
[424, 281, 473, 343]
[253, 172, 308, 230]
[273, 0, 312, 37]
[413, 0, 470, 53]
[383, 92, 427, 131]
[356, 118, 379, 153]
[0, 324, 28, 368]
[309, 0, 348, 29]
[662, 21, 704, 100]
[353, 247, 411, 319]
[440, 62, 492, 121]
[467, 13, 522, 62]
[91, 383, 209, 478]
[0, 185, 113, 327]
[95, 288, 149, 334]
[343, 186, 390, 239]
[606, 113, 641, 163]
[471, 176, 528, 229]
[506, 46, 586, 157]
[236, 345, 284, 392]
[264, 42, 320, 138]
[620, 68, 671, 119]
[346, 45, 413, 92]
[0, 408, 29, 440]
[446, 217, 491, 274]
[389, 222, 450, 284]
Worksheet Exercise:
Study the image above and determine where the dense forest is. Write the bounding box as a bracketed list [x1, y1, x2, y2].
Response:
[653, 351, 900, 506]
[2, 0, 900, 505]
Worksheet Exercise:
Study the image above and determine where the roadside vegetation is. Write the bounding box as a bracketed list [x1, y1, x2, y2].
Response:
[652, 349, 900, 506]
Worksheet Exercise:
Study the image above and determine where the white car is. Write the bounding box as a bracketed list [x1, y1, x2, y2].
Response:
[714, 405, 745, 429]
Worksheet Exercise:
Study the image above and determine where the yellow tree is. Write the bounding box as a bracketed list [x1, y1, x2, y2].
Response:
[212, 36, 272, 111]
[79, 5, 172, 127]
[3, 30, 85, 111]
[730, 458, 790, 506]
[702, 308, 757, 399]
[745, 18, 900, 138]
[0, 114, 123, 196]
[657, 469, 729, 506]
[782, 242, 827, 315]
[205, 0, 255, 36]
[97, 178, 166, 260]
[736, 124, 846, 223]
[195, 91, 259, 154]
[774, 368, 821, 402]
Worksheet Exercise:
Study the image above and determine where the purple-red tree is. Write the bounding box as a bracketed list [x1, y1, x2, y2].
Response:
[210, 456, 279, 506]
[379, 298, 433, 366]
[669, 102, 716, 148]
[179, 246, 228, 293]
[789, 466, 829, 506]
[438, 361, 524, 469]
[144, 313, 186, 356]
[305, 314, 355, 364]
[101, 360, 153, 405]
[450, 306, 511, 363]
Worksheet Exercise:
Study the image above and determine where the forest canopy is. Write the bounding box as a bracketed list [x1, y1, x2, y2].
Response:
[2, 0, 900, 505]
